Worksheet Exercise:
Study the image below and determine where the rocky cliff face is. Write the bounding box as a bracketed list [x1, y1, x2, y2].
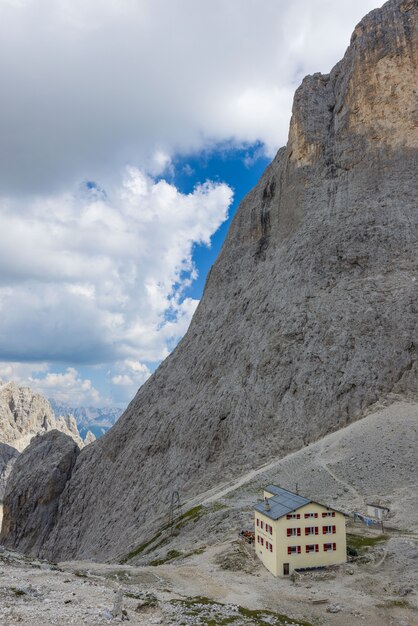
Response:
[0, 381, 95, 452]
[0, 431, 79, 555]
[0, 443, 19, 502]
[2, 0, 417, 562]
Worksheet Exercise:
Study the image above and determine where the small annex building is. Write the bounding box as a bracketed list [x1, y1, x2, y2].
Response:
[366, 503, 389, 521]
[254, 485, 346, 577]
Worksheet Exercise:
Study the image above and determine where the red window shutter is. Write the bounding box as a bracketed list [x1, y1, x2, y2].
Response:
[333, 543, 336, 551]
[315, 527, 318, 535]
[257, 536, 260, 543]
[256, 519, 259, 526]
[304, 513, 308, 519]
[315, 544, 319, 552]
[297, 528, 301, 536]
[322, 512, 326, 518]
[323, 526, 327, 534]
[297, 546, 301, 554]
[287, 528, 291, 537]
[297, 514, 300, 519]
[324, 544, 328, 551]
[288, 546, 291, 555]
[315, 513, 318, 518]
[270, 544, 273, 552]
[305, 527, 309, 535]
[332, 512, 335, 517]
[332, 525, 336, 533]
[270, 526, 273, 535]
[305, 545, 309, 553]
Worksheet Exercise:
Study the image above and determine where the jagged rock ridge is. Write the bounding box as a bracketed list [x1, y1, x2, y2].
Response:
[48, 400, 122, 439]
[0, 381, 95, 452]
[2, 0, 417, 561]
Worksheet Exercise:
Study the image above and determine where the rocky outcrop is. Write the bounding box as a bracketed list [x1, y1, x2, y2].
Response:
[0, 431, 79, 555]
[0, 381, 94, 451]
[2, 0, 417, 562]
[0, 442, 19, 502]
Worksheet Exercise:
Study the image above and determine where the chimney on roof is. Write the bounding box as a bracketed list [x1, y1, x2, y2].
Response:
[264, 497, 270, 511]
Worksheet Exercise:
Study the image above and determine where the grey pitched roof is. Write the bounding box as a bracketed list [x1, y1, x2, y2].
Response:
[253, 485, 311, 521]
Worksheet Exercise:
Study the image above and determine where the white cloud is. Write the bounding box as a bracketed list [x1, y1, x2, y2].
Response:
[28, 368, 101, 406]
[0, 362, 101, 407]
[0, 168, 232, 367]
[110, 359, 151, 402]
[0, 0, 382, 406]
[0, 0, 380, 194]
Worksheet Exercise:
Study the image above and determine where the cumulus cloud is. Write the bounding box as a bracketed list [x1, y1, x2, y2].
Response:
[110, 359, 151, 402]
[0, 362, 101, 406]
[28, 367, 101, 406]
[0, 168, 232, 367]
[0, 0, 379, 194]
[0, 0, 381, 406]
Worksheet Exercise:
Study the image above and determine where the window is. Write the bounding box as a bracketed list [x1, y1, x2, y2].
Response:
[286, 513, 301, 519]
[304, 512, 318, 518]
[324, 542, 336, 551]
[257, 535, 260, 543]
[266, 541, 273, 552]
[256, 518, 259, 526]
[323, 525, 336, 535]
[322, 511, 336, 518]
[269, 543, 273, 553]
[260, 537, 264, 546]
[267, 524, 273, 535]
[261, 521, 264, 530]
[306, 544, 319, 553]
[287, 527, 301, 537]
[287, 545, 301, 555]
[305, 526, 318, 536]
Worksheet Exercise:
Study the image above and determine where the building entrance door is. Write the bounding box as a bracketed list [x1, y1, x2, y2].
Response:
[283, 563, 289, 576]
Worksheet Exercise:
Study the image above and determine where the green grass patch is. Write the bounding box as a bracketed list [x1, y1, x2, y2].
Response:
[175, 504, 204, 529]
[377, 599, 411, 609]
[169, 596, 314, 626]
[149, 549, 183, 566]
[210, 502, 228, 511]
[120, 504, 206, 563]
[10, 587, 26, 596]
[120, 530, 163, 563]
[149, 546, 206, 566]
[346, 533, 388, 552]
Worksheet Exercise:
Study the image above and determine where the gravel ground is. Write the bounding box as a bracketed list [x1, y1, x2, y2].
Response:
[0, 401, 417, 625]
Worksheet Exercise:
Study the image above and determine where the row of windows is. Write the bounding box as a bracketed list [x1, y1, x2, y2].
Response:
[288, 542, 336, 555]
[287, 525, 336, 536]
[256, 519, 273, 534]
[257, 536, 273, 552]
[286, 511, 336, 520]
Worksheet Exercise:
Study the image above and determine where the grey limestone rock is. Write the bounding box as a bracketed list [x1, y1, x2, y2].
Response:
[0, 430, 79, 555]
[0, 442, 19, 502]
[0, 381, 90, 451]
[4, 0, 418, 562]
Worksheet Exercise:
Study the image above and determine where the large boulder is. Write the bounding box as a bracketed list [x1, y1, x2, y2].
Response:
[0, 431, 79, 556]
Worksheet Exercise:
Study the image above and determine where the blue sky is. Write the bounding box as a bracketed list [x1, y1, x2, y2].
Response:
[0, 0, 380, 408]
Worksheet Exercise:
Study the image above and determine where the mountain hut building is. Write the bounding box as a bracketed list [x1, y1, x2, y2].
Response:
[254, 485, 347, 577]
